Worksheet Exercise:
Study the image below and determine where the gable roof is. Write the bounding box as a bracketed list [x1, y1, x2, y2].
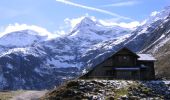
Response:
[137, 54, 156, 61]
[111, 47, 139, 58]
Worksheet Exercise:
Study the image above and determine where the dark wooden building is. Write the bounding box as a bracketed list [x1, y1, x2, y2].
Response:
[81, 47, 156, 80]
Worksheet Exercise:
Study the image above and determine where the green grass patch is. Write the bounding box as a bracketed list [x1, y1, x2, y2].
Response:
[114, 88, 128, 100]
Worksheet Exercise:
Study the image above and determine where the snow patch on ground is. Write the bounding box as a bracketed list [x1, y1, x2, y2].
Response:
[47, 58, 75, 68]
[6, 63, 13, 69]
[0, 47, 39, 57]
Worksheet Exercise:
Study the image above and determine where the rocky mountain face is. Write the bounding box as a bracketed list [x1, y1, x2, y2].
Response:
[0, 6, 170, 90]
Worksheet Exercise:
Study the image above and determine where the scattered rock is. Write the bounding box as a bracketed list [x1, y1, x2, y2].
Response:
[128, 96, 140, 100]
[121, 95, 128, 100]
[107, 96, 114, 100]
[41, 80, 170, 100]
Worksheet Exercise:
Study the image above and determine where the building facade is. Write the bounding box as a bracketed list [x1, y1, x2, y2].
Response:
[81, 47, 156, 80]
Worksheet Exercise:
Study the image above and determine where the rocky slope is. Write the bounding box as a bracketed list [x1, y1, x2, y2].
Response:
[41, 80, 170, 100]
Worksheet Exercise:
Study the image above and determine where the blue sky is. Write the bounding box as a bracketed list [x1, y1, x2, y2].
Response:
[0, 0, 170, 34]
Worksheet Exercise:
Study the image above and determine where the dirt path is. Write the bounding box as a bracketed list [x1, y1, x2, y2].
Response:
[10, 90, 47, 100]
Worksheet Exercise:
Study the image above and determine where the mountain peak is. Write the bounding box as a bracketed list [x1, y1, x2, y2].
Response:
[81, 17, 95, 24]
[74, 17, 96, 29]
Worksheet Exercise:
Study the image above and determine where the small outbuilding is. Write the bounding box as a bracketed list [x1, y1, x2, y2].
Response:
[81, 47, 156, 80]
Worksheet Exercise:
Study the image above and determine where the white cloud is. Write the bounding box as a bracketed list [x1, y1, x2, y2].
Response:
[0, 23, 58, 39]
[99, 19, 140, 29]
[102, 1, 139, 7]
[0, 27, 4, 33]
[150, 11, 159, 17]
[118, 21, 140, 29]
[54, 30, 67, 36]
[55, 0, 133, 21]
[64, 17, 83, 29]
[63, 15, 140, 32]
[0, 16, 139, 40]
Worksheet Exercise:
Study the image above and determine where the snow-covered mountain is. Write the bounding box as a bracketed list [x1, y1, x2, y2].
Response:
[123, 6, 170, 51]
[0, 30, 48, 48]
[138, 7, 170, 79]
[0, 17, 131, 90]
[0, 6, 170, 90]
[120, 6, 170, 79]
[68, 17, 130, 47]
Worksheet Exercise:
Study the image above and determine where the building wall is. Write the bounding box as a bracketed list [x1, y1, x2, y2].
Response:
[137, 61, 155, 80]
[112, 49, 138, 67]
[112, 55, 137, 67]
[88, 58, 114, 79]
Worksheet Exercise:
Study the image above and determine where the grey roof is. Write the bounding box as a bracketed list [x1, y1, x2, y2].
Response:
[137, 54, 156, 61]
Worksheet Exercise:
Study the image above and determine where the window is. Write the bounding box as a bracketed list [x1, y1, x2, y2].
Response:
[116, 55, 132, 66]
[118, 56, 130, 62]
[123, 56, 128, 60]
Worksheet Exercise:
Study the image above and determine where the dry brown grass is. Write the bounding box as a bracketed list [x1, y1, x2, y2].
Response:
[0, 90, 24, 100]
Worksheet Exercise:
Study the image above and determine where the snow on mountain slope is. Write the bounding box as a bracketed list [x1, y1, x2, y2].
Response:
[69, 17, 130, 40]
[123, 6, 170, 52]
[79, 33, 131, 68]
[29, 17, 131, 70]
[0, 30, 47, 47]
[0, 17, 131, 90]
[67, 17, 131, 55]
[142, 6, 170, 26]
